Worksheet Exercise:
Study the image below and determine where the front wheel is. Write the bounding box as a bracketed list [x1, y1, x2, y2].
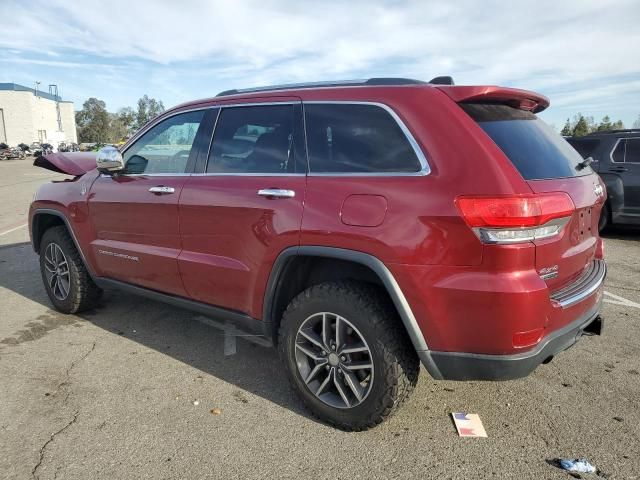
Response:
[278, 281, 419, 431]
[39, 226, 102, 313]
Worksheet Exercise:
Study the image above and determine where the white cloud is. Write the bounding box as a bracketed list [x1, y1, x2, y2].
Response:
[0, 0, 638, 124]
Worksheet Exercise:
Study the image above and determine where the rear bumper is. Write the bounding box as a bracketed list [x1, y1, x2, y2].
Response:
[421, 298, 603, 380]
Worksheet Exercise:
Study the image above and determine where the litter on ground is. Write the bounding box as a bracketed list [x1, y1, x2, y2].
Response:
[451, 413, 487, 438]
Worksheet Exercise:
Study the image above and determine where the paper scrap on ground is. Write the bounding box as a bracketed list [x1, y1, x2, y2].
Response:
[451, 412, 487, 437]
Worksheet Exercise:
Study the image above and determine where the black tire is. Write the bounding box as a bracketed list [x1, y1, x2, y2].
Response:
[598, 202, 610, 233]
[278, 281, 419, 431]
[39, 226, 102, 313]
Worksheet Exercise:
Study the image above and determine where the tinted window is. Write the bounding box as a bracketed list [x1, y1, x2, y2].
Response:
[123, 110, 204, 174]
[566, 137, 600, 159]
[611, 139, 626, 163]
[207, 104, 303, 174]
[624, 138, 640, 163]
[305, 104, 421, 173]
[462, 104, 592, 180]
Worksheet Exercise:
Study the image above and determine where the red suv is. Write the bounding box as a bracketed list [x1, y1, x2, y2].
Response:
[30, 77, 606, 430]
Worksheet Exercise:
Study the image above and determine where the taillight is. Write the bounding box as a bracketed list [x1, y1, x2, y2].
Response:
[455, 193, 575, 244]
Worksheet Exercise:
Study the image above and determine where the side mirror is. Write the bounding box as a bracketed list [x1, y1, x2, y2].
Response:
[96, 146, 124, 173]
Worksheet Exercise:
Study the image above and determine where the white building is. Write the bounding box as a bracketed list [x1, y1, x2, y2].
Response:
[0, 83, 77, 147]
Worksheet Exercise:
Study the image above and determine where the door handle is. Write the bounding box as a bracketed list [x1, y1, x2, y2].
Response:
[609, 167, 627, 172]
[257, 188, 296, 199]
[149, 186, 175, 194]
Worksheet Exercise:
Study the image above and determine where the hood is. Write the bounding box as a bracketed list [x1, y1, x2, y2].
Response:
[34, 151, 97, 176]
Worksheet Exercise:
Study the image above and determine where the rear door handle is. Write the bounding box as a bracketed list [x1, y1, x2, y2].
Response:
[149, 186, 175, 194]
[257, 188, 295, 199]
[609, 166, 628, 172]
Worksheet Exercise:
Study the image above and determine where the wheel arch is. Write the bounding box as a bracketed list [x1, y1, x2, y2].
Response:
[31, 208, 95, 277]
[263, 246, 439, 374]
[599, 174, 624, 218]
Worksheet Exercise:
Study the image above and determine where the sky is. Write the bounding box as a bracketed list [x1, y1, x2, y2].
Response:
[1, 0, 639, 129]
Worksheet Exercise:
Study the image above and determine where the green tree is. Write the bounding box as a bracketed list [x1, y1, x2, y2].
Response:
[633, 115, 640, 129]
[560, 118, 572, 136]
[596, 115, 612, 131]
[611, 120, 625, 130]
[108, 113, 129, 143]
[572, 115, 590, 137]
[75, 98, 110, 143]
[135, 95, 165, 130]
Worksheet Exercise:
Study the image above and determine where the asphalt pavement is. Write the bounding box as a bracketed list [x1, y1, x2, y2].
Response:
[1, 158, 639, 479]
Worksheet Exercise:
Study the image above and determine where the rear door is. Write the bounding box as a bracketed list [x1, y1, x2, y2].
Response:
[610, 138, 640, 212]
[462, 104, 605, 290]
[177, 99, 307, 317]
[88, 108, 213, 295]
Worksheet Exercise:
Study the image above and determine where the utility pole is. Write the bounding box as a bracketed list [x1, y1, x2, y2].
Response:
[34, 81, 41, 98]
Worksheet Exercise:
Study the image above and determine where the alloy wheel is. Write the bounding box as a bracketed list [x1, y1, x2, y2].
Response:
[294, 312, 374, 409]
[43, 242, 71, 301]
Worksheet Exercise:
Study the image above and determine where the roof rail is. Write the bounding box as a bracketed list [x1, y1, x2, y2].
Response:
[587, 128, 640, 135]
[214, 77, 454, 97]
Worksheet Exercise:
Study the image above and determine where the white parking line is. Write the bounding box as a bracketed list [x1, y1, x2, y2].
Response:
[604, 291, 640, 309]
[0, 223, 27, 236]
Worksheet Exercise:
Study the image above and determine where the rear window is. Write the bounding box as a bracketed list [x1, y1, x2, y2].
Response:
[462, 104, 593, 180]
[305, 103, 422, 173]
[566, 137, 600, 159]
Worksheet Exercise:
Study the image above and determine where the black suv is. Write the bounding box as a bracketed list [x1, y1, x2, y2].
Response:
[568, 130, 640, 231]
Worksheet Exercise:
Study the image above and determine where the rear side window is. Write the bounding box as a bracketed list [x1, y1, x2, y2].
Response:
[623, 138, 640, 163]
[305, 103, 422, 173]
[566, 137, 600, 159]
[462, 104, 593, 180]
[612, 139, 626, 163]
[206, 104, 304, 174]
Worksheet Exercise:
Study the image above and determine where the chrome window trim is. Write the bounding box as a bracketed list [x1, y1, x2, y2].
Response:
[118, 100, 431, 178]
[615, 136, 640, 164]
[610, 137, 625, 164]
[302, 100, 431, 177]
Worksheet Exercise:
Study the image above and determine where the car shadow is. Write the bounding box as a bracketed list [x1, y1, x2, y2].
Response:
[0, 241, 317, 424]
[600, 225, 640, 241]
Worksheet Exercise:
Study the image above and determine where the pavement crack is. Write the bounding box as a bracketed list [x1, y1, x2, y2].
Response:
[53, 341, 96, 402]
[31, 411, 78, 480]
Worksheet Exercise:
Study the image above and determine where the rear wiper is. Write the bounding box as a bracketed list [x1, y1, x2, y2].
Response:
[576, 156, 594, 171]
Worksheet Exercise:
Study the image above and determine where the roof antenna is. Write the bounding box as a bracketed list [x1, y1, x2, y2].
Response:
[429, 76, 455, 85]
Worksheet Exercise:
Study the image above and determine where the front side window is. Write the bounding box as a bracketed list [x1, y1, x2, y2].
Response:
[206, 104, 302, 174]
[123, 110, 205, 174]
[305, 104, 422, 173]
[624, 138, 640, 163]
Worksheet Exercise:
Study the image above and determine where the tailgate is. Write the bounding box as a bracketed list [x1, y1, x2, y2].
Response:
[528, 174, 605, 290]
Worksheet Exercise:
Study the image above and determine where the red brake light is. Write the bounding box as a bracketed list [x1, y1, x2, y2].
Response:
[455, 193, 575, 228]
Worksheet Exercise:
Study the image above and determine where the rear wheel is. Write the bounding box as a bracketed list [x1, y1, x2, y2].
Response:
[39, 226, 102, 313]
[598, 202, 610, 232]
[278, 281, 419, 430]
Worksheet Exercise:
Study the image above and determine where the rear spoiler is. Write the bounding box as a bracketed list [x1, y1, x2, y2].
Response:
[33, 151, 98, 176]
[435, 85, 550, 113]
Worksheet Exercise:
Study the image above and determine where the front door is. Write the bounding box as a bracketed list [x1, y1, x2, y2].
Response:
[88, 109, 209, 295]
[178, 100, 307, 318]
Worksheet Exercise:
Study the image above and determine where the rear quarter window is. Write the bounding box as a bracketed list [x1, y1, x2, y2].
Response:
[462, 104, 593, 180]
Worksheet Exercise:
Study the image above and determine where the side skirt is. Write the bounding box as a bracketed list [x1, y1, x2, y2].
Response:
[94, 277, 272, 343]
